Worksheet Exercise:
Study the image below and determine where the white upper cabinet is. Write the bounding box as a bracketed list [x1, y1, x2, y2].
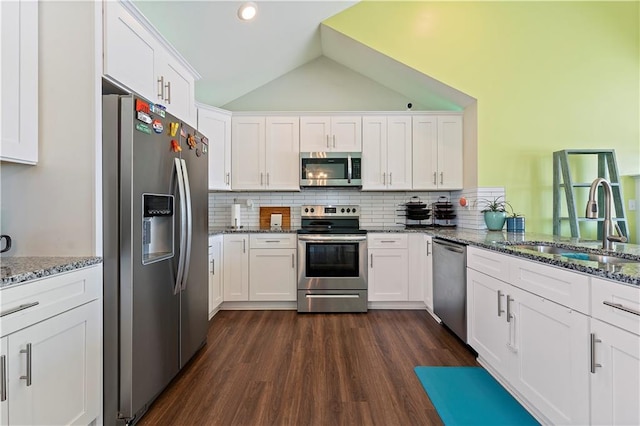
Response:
[362, 115, 412, 190]
[300, 116, 362, 152]
[412, 115, 463, 190]
[1, 0, 38, 165]
[197, 106, 231, 191]
[232, 116, 299, 191]
[103, 1, 197, 126]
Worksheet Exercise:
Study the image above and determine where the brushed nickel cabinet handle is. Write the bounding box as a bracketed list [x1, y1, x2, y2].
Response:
[243, 239, 246, 253]
[1, 301, 39, 317]
[165, 81, 171, 103]
[497, 290, 505, 317]
[440, 172, 443, 185]
[426, 240, 431, 256]
[433, 172, 437, 185]
[260, 173, 264, 186]
[383, 172, 386, 185]
[211, 258, 215, 275]
[157, 76, 164, 99]
[267, 173, 270, 186]
[506, 295, 514, 323]
[292, 254, 295, 268]
[20, 343, 32, 386]
[590, 333, 602, 373]
[603, 301, 640, 316]
[370, 253, 373, 268]
[326, 135, 330, 148]
[332, 135, 336, 148]
[0, 355, 6, 401]
[226, 172, 230, 185]
[389, 172, 393, 185]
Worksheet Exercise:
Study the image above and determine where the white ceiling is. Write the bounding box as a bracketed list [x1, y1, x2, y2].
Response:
[133, 0, 358, 107]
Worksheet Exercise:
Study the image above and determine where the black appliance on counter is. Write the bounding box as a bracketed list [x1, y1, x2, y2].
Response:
[297, 205, 368, 313]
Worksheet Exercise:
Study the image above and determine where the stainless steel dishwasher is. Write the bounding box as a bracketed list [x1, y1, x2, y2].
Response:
[432, 238, 467, 342]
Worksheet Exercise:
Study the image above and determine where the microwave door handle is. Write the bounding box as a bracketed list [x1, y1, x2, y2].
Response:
[347, 154, 352, 183]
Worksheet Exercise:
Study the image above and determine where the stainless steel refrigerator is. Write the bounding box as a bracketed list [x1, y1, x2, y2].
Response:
[102, 94, 209, 425]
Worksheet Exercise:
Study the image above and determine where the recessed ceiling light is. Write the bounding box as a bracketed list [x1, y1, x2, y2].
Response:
[238, 2, 258, 21]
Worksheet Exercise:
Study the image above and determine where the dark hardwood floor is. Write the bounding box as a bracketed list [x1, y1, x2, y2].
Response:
[137, 310, 478, 426]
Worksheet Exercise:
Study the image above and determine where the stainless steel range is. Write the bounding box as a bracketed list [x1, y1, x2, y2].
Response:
[297, 205, 368, 313]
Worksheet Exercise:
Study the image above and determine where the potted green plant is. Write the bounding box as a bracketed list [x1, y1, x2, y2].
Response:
[480, 196, 509, 231]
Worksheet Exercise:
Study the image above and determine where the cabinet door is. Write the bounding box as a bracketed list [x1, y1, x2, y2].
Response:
[331, 116, 362, 152]
[0, 337, 6, 426]
[8, 301, 100, 426]
[157, 52, 196, 127]
[232, 117, 265, 190]
[407, 234, 428, 303]
[386, 116, 412, 190]
[300, 116, 331, 152]
[437, 115, 463, 190]
[223, 235, 249, 301]
[466, 269, 513, 377]
[368, 249, 409, 301]
[591, 318, 640, 426]
[265, 117, 300, 190]
[412, 115, 438, 190]
[249, 249, 297, 301]
[361, 116, 387, 190]
[1, 0, 38, 165]
[103, 1, 158, 102]
[198, 108, 231, 191]
[209, 235, 223, 318]
[511, 287, 589, 426]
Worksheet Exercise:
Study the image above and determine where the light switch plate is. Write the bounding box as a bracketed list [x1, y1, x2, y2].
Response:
[629, 199, 636, 211]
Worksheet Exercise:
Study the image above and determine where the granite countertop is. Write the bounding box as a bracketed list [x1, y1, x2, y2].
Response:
[0, 257, 103, 288]
[373, 227, 640, 287]
[209, 226, 297, 235]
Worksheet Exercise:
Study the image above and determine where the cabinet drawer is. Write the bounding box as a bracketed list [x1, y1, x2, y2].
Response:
[0, 265, 101, 337]
[467, 246, 510, 282]
[509, 258, 589, 314]
[250, 233, 296, 249]
[592, 278, 640, 336]
[367, 233, 408, 249]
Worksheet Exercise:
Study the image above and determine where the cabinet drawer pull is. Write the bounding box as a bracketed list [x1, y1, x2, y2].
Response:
[326, 135, 330, 148]
[157, 76, 164, 99]
[497, 290, 505, 317]
[165, 81, 171, 104]
[370, 253, 373, 268]
[380, 240, 396, 243]
[590, 333, 602, 373]
[506, 295, 514, 322]
[426, 240, 431, 256]
[0, 301, 40, 317]
[382, 172, 386, 185]
[440, 172, 444, 185]
[20, 343, 32, 386]
[0, 355, 6, 401]
[389, 172, 393, 185]
[603, 301, 640, 317]
[332, 135, 336, 148]
[267, 173, 270, 186]
[292, 253, 295, 268]
[433, 172, 437, 185]
[265, 240, 280, 243]
[211, 258, 215, 275]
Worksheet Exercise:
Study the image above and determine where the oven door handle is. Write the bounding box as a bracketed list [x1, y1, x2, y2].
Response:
[298, 235, 367, 242]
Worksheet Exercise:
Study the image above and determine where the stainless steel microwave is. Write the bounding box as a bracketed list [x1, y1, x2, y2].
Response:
[300, 152, 362, 187]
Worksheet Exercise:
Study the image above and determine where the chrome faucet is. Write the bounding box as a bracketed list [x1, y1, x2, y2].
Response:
[585, 178, 627, 250]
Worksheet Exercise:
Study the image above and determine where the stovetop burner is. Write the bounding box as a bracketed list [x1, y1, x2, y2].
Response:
[299, 204, 366, 235]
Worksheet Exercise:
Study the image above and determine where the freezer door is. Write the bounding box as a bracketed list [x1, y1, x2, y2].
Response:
[178, 125, 209, 367]
[118, 96, 181, 420]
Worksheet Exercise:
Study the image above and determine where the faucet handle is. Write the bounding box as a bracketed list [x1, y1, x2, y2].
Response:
[607, 223, 628, 243]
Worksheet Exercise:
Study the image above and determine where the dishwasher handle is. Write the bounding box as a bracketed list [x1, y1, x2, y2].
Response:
[433, 239, 466, 254]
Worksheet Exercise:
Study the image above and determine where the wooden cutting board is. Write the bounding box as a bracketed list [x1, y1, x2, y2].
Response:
[259, 206, 291, 229]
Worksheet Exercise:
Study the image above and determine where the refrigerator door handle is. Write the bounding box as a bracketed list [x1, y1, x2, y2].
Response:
[180, 159, 193, 291]
[174, 158, 187, 295]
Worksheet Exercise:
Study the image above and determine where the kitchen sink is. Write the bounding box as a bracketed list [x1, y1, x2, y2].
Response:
[508, 244, 638, 265]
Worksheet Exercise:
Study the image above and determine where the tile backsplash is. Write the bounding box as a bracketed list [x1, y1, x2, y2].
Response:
[209, 187, 505, 230]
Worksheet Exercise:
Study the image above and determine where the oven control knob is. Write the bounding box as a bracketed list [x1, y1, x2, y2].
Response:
[347, 208, 351, 213]
[310, 208, 315, 213]
[352, 208, 357, 213]
[304, 208, 309, 213]
[341, 208, 345, 213]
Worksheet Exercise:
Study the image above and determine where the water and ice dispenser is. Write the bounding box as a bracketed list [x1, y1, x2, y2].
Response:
[142, 194, 174, 264]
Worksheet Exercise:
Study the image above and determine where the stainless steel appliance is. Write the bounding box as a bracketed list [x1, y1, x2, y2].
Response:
[433, 239, 467, 341]
[300, 152, 362, 187]
[297, 205, 367, 312]
[102, 94, 209, 425]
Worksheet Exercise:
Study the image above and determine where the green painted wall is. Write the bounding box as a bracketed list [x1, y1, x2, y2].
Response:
[325, 1, 639, 241]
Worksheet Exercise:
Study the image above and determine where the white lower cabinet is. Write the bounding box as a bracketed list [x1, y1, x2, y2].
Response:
[209, 235, 223, 317]
[222, 234, 297, 303]
[223, 234, 249, 301]
[408, 234, 432, 305]
[368, 234, 409, 301]
[467, 247, 592, 425]
[0, 265, 101, 426]
[590, 318, 640, 425]
[250, 248, 296, 301]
